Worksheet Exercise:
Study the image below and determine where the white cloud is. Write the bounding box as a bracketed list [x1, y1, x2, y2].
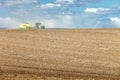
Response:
[40, 3, 61, 9]
[0, 15, 73, 29]
[110, 17, 120, 27]
[84, 8, 110, 13]
[55, 0, 100, 6]
[56, 0, 74, 4]
[0, 14, 113, 29]
[59, 15, 73, 26]
[0, 17, 21, 29]
[42, 20, 57, 28]
[1, 0, 37, 7]
[42, 15, 73, 28]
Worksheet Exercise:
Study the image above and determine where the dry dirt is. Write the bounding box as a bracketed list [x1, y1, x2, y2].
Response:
[0, 29, 120, 80]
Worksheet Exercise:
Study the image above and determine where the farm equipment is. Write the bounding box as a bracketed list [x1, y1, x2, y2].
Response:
[20, 23, 31, 29]
[35, 23, 45, 29]
[20, 22, 45, 29]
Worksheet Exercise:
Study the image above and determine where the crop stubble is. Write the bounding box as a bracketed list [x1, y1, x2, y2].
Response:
[0, 29, 120, 80]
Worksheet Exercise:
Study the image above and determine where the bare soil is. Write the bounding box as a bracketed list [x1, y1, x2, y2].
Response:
[0, 29, 120, 80]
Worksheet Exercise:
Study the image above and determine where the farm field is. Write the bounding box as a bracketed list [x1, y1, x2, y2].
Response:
[0, 29, 120, 80]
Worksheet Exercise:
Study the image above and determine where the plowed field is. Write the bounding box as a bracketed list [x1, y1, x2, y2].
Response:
[0, 29, 120, 80]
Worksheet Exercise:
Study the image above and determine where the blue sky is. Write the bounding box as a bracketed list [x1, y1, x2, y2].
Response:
[0, 0, 120, 29]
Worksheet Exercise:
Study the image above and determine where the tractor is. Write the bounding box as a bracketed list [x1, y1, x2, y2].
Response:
[35, 23, 45, 29]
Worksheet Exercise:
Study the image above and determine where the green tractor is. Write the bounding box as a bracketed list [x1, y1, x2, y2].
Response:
[35, 23, 45, 29]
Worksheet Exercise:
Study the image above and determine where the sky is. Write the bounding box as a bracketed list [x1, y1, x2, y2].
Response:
[0, 0, 120, 29]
